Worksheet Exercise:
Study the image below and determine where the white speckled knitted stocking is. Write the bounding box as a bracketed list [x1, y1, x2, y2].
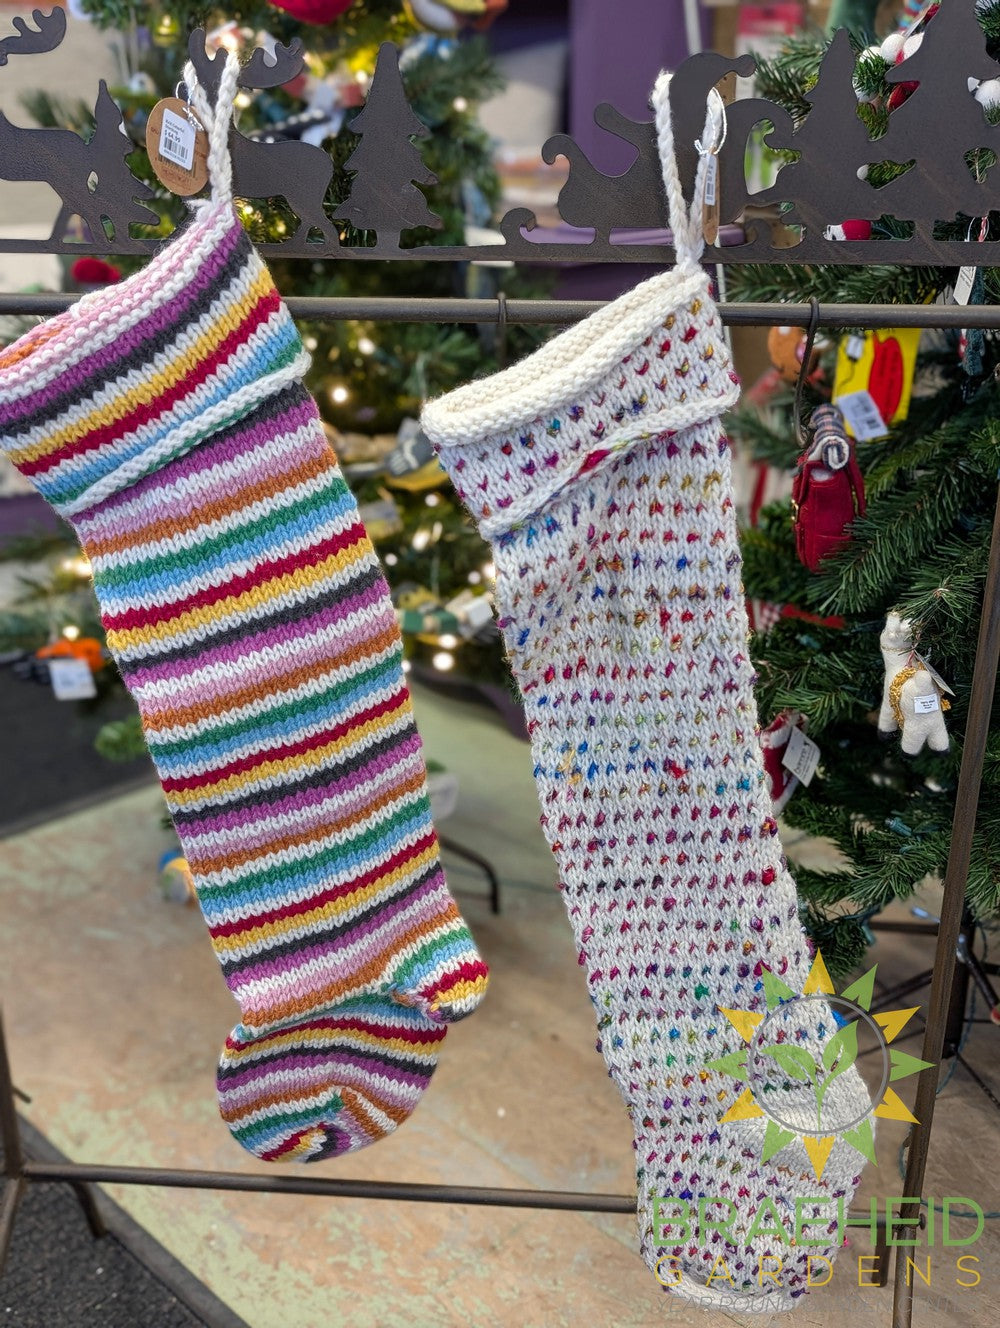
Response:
[423, 75, 873, 1313]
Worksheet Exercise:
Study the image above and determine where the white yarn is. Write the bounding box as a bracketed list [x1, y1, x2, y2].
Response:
[422, 75, 729, 463]
[60, 350, 311, 517]
[183, 46, 241, 207]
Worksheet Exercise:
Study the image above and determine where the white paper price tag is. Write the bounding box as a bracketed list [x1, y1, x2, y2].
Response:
[159, 107, 196, 171]
[781, 726, 820, 786]
[954, 266, 977, 307]
[49, 657, 97, 701]
[704, 154, 718, 207]
[845, 334, 866, 360]
[835, 389, 888, 441]
[912, 650, 955, 696]
[913, 693, 941, 715]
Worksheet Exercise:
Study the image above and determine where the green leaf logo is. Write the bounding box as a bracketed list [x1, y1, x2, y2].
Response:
[758, 1043, 817, 1085]
[816, 1021, 859, 1128]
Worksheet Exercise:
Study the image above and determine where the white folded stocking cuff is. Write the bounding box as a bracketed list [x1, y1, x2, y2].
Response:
[421, 266, 740, 540]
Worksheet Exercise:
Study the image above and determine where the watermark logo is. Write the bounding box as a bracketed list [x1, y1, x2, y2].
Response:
[704, 950, 933, 1179]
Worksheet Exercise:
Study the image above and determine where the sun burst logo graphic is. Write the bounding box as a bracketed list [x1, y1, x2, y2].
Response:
[705, 951, 933, 1181]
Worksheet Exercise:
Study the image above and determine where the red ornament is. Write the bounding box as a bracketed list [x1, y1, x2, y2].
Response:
[760, 711, 807, 814]
[70, 257, 121, 286]
[792, 406, 866, 573]
[267, 0, 355, 24]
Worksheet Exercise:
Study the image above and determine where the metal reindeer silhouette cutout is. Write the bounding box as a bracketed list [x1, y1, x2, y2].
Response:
[3, 0, 1000, 265]
[0, 9, 156, 245]
[184, 33, 339, 246]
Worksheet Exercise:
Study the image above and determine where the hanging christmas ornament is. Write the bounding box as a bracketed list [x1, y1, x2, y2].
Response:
[877, 613, 951, 755]
[405, 0, 489, 34]
[383, 419, 448, 491]
[760, 710, 814, 813]
[267, 0, 355, 24]
[150, 9, 182, 47]
[791, 404, 866, 572]
[767, 324, 819, 385]
[883, 3, 938, 111]
[468, 0, 508, 31]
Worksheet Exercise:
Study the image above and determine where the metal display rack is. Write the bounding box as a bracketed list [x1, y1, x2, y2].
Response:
[2, 9, 1000, 1327]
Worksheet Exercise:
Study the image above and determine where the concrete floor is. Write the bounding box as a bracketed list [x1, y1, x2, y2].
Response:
[1, 681, 999, 1328]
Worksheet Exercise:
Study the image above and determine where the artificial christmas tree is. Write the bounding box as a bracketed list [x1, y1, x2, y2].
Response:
[733, 3, 1000, 972]
[1, 0, 535, 754]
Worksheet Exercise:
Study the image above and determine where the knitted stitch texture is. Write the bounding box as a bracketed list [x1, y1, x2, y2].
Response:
[0, 54, 487, 1163]
[423, 74, 871, 1312]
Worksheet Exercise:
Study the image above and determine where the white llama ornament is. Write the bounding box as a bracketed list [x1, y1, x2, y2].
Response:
[878, 612, 950, 755]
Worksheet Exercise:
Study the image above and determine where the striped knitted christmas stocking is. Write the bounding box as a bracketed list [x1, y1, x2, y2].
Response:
[423, 78, 871, 1311]
[0, 53, 487, 1163]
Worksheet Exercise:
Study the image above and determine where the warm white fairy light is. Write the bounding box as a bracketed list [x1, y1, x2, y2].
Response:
[62, 625, 81, 641]
[432, 651, 455, 671]
[453, 97, 468, 112]
[425, 493, 440, 507]
[330, 385, 349, 404]
[412, 529, 431, 551]
[384, 552, 398, 566]
[467, 570, 482, 585]
[402, 658, 412, 673]
[234, 92, 252, 110]
[483, 561, 496, 580]
[438, 634, 459, 649]
[357, 336, 376, 355]
[304, 335, 318, 351]
[61, 555, 92, 579]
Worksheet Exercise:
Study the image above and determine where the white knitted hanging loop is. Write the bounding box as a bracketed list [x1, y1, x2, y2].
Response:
[182, 46, 241, 207]
[650, 72, 725, 270]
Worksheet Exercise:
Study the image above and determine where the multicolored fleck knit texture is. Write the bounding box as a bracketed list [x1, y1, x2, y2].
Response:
[0, 202, 488, 1164]
[423, 270, 872, 1311]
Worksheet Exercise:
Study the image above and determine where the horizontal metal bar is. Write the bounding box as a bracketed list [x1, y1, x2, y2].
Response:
[3, 291, 1000, 329]
[23, 1161, 636, 1213]
[19, 1160, 907, 1233]
[867, 920, 940, 935]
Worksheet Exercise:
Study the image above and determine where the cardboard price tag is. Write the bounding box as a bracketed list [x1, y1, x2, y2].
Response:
[702, 153, 720, 247]
[49, 657, 97, 701]
[146, 98, 209, 197]
[781, 726, 820, 786]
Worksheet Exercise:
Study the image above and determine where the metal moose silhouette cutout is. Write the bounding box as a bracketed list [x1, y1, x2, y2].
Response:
[0, 8, 157, 244]
[2, 0, 1000, 265]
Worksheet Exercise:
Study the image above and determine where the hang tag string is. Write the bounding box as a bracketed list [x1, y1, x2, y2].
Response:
[181, 47, 241, 207]
[650, 73, 728, 270]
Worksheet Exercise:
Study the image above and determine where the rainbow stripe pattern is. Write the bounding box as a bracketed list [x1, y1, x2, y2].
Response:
[0, 203, 488, 1162]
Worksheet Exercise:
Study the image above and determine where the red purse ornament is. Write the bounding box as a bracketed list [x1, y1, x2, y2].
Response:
[792, 404, 866, 573]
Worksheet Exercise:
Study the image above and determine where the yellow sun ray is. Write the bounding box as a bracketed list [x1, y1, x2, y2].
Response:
[873, 1086, 919, 1123]
[719, 1088, 766, 1123]
[802, 1135, 836, 1181]
[802, 951, 835, 995]
[719, 1007, 764, 1043]
[873, 1007, 921, 1043]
